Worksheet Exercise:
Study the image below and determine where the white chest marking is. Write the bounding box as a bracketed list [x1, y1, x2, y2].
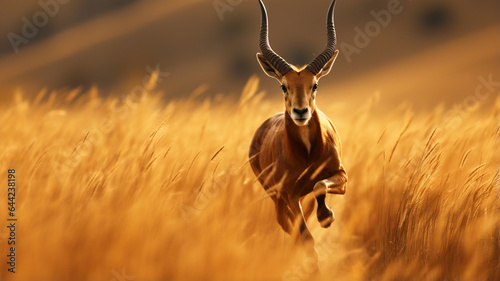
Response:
[300, 127, 311, 154]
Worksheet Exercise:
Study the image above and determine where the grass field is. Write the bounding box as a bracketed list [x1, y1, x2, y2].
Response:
[1, 75, 499, 281]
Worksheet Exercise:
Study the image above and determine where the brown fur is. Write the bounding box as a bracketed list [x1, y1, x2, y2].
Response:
[252, 49, 346, 260]
[250, 109, 344, 200]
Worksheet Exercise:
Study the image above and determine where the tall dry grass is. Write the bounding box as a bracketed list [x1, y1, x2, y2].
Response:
[0, 76, 499, 281]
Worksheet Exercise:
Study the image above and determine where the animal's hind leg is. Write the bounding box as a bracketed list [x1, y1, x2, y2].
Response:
[272, 197, 294, 234]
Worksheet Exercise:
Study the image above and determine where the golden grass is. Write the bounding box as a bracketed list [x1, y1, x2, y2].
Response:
[1, 76, 499, 281]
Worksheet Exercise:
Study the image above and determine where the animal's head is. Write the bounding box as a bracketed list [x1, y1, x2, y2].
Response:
[256, 0, 339, 126]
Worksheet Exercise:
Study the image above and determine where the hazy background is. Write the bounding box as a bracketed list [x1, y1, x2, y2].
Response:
[0, 0, 498, 108]
[1, 2, 499, 279]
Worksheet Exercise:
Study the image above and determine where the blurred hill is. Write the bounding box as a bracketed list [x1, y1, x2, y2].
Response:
[0, 0, 498, 108]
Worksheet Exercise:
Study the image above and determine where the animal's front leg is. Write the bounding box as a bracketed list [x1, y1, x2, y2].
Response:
[273, 197, 294, 234]
[313, 170, 347, 228]
[314, 169, 347, 195]
[288, 198, 314, 246]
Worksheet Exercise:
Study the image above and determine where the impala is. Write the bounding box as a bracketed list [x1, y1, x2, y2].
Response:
[249, 0, 348, 250]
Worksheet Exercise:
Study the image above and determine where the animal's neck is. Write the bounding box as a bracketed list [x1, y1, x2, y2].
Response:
[298, 126, 311, 154]
[284, 110, 324, 160]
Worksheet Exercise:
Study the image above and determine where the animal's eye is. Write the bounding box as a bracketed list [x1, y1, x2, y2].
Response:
[281, 85, 287, 93]
[312, 84, 318, 91]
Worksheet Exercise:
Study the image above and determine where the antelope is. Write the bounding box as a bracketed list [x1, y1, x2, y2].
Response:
[249, 0, 347, 251]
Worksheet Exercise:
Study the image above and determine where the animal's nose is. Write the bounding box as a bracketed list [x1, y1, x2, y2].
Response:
[293, 107, 309, 117]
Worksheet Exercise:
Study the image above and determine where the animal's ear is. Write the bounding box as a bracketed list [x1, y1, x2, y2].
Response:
[316, 50, 339, 80]
[256, 53, 282, 81]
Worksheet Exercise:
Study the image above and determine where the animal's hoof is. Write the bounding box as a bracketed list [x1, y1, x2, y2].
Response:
[318, 208, 335, 228]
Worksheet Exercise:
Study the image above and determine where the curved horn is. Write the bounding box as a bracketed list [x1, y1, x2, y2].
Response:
[258, 0, 293, 76]
[306, 0, 337, 75]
